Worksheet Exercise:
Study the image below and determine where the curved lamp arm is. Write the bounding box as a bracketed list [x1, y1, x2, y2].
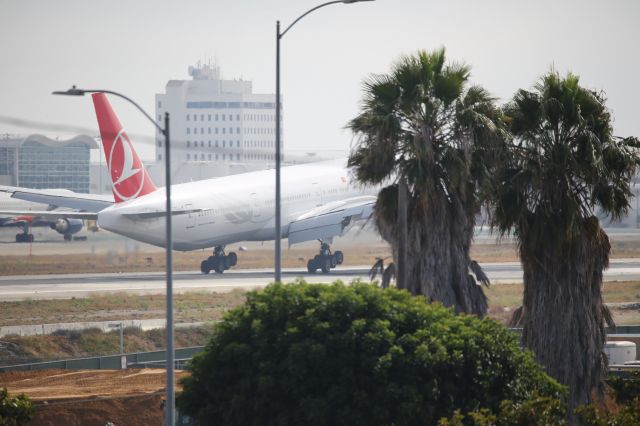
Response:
[52, 86, 165, 135]
[280, 0, 375, 38]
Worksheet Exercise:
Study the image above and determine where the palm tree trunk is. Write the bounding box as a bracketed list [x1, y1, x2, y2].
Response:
[397, 179, 408, 290]
[520, 225, 610, 418]
[376, 187, 487, 316]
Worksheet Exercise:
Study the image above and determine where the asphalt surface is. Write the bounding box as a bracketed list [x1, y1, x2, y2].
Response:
[2, 260, 640, 301]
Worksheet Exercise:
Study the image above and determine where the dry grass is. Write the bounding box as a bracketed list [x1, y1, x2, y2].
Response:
[0, 290, 246, 327]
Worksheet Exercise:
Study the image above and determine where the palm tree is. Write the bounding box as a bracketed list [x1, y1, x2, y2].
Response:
[348, 48, 506, 315]
[490, 71, 640, 413]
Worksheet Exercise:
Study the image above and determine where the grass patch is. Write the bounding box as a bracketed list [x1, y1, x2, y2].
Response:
[0, 325, 214, 365]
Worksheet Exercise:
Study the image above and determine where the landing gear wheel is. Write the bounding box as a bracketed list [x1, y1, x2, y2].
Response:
[200, 260, 211, 274]
[16, 233, 33, 243]
[214, 259, 226, 274]
[334, 250, 344, 265]
[307, 259, 317, 273]
[228, 252, 238, 267]
[64, 234, 72, 241]
[321, 257, 332, 274]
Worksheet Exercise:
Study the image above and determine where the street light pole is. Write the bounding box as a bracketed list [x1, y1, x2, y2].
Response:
[274, 0, 375, 282]
[53, 87, 175, 425]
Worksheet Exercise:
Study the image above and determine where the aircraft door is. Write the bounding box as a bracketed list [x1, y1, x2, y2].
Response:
[250, 193, 261, 220]
[312, 182, 323, 207]
[184, 203, 196, 229]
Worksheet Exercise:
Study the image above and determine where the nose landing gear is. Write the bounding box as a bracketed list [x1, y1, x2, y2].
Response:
[307, 242, 343, 274]
[201, 245, 237, 274]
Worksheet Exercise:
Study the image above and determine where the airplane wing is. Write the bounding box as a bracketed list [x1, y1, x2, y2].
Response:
[0, 210, 98, 220]
[287, 196, 376, 245]
[0, 185, 113, 212]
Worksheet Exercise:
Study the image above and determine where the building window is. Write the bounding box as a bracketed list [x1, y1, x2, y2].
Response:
[237, 154, 240, 160]
[208, 114, 211, 121]
[208, 127, 211, 134]
[223, 154, 226, 160]
[158, 154, 162, 161]
[236, 114, 240, 121]
[222, 128, 226, 134]
[208, 154, 212, 160]
[208, 141, 211, 148]
[201, 128, 204, 134]
[229, 115, 233, 122]
[236, 141, 240, 148]
[223, 141, 226, 148]
[158, 101, 162, 108]
[229, 128, 233, 135]
[215, 141, 219, 148]
[186, 141, 190, 148]
[186, 114, 190, 121]
[194, 115, 197, 121]
[187, 153, 190, 160]
[215, 114, 219, 121]
[200, 114, 204, 121]
[215, 128, 219, 134]
[201, 153, 204, 160]
[236, 127, 240, 134]
[222, 114, 226, 121]
[187, 128, 191, 135]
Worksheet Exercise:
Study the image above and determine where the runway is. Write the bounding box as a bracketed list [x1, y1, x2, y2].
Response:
[2, 259, 640, 301]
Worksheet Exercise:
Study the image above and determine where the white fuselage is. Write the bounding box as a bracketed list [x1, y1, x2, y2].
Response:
[97, 159, 375, 251]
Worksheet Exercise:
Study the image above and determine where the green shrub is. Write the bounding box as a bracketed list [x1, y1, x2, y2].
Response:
[576, 397, 640, 425]
[438, 394, 568, 425]
[0, 388, 34, 426]
[178, 281, 563, 425]
[608, 371, 640, 405]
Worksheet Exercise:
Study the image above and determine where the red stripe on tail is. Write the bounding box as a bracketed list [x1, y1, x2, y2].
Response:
[92, 93, 157, 203]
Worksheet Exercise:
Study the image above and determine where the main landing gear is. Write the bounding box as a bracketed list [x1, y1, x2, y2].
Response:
[15, 232, 34, 243]
[307, 242, 343, 274]
[200, 245, 237, 274]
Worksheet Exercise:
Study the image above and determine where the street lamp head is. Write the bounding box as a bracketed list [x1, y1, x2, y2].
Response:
[51, 85, 86, 96]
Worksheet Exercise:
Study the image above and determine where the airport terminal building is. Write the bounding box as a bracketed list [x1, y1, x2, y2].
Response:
[154, 63, 281, 172]
[0, 134, 97, 193]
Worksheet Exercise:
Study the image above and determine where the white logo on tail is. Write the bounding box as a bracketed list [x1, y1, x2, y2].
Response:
[109, 129, 145, 201]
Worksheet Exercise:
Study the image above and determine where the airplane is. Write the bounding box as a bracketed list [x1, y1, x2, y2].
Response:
[0, 93, 376, 273]
[0, 214, 83, 242]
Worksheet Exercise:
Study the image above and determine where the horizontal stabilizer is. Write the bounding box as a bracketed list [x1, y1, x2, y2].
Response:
[0, 210, 97, 220]
[0, 185, 113, 212]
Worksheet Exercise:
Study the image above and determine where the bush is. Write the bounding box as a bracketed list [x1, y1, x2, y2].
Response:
[0, 387, 34, 426]
[178, 281, 563, 425]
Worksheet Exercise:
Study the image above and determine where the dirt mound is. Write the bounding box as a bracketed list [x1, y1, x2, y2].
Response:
[0, 369, 188, 426]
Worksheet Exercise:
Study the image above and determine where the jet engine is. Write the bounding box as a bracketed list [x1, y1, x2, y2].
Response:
[53, 218, 83, 235]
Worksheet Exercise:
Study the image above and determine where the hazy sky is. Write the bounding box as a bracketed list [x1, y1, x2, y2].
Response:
[0, 0, 638, 161]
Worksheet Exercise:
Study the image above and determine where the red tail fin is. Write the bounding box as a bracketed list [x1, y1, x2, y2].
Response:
[92, 93, 157, 203]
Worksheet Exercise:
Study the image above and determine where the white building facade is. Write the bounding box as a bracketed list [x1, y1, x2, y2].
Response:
[155, 63, 281, 171]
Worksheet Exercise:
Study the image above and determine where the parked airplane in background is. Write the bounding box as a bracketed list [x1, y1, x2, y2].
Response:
[0, 93, 376, 273]
[0, 214, 83, 242]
